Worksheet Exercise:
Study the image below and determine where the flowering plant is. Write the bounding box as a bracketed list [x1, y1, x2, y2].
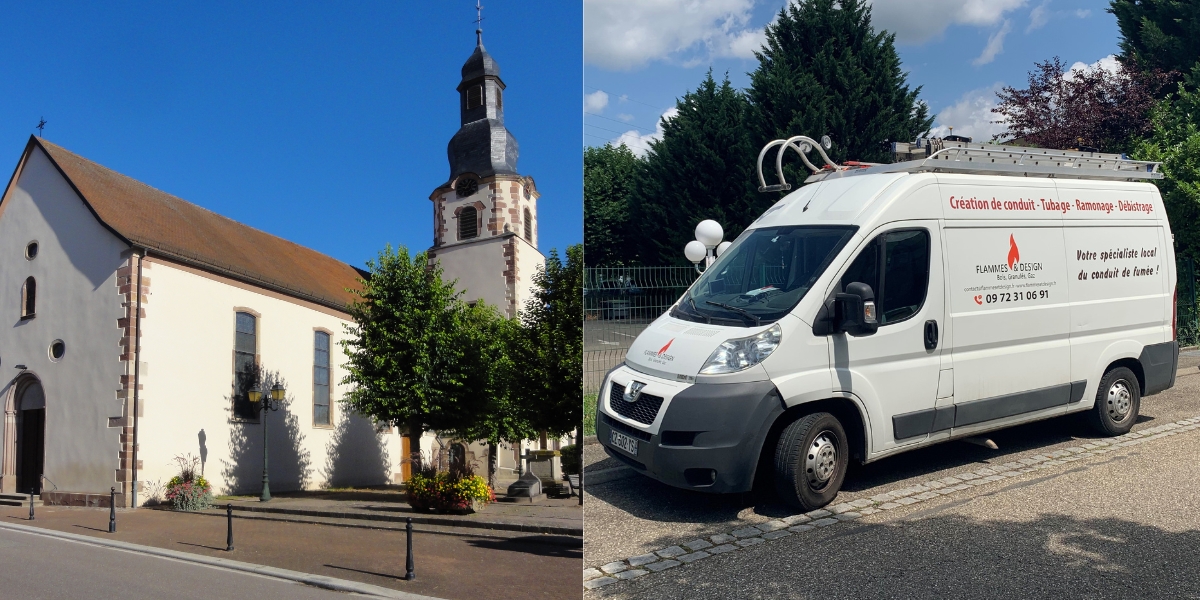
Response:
[165, 454, 214, 511]
[406, 462, 493, 513]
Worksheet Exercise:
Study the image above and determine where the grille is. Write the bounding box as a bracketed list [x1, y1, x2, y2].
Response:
[609, 383, 664, 426]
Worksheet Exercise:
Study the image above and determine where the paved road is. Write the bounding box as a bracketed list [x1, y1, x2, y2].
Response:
[0, 526, 360, 599]
[584, 351, 1200, 574]
[590, 421, 1200, 599]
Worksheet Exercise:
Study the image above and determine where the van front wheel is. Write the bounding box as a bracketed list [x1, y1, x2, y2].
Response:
[1088, 367, 1141, 436]
[774, 412, 848, 511]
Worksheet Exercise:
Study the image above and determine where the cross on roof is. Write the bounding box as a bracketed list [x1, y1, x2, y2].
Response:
[36, 117, 46, 137]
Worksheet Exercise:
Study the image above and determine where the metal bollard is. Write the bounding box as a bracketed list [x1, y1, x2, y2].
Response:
[404, 517, 415, 581]
[28, 492, 34, 521]
[109, 487, 116, 533]
[226, 504, 234, 551]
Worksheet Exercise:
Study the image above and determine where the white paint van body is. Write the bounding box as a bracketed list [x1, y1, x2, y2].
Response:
[596, 170, 1178, 494]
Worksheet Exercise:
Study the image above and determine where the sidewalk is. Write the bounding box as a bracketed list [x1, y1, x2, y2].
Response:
[1, 502, 579, 600]
[196, 486, 582, 537]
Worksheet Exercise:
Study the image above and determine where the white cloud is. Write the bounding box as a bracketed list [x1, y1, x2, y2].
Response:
[927, 83, 1009, 141]
[972, 19, 1012, 66]
[610, 108, 679, 156]
[585, 90, 610, 113]
[616, 113, 635, 122]
[1026, 0, 1050, 33]
[584, 0, 762, 70]
[1064, 54, 1119, 81]
[866, 0, 1027, 45]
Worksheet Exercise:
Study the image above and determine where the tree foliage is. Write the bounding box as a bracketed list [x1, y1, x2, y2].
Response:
[991, 56, 1168, 153]
[583, 143, 640, 266]
[1133, 85, 1200, 262]
[340, 246, 488, 459]
[748, 0, 932, 165]
[520, 244, 584, 438]
[1110, 0, 1200, 84]
[631, 72, 759, 266]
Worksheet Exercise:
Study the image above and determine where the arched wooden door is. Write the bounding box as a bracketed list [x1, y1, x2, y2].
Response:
[15, 381, 45, 494]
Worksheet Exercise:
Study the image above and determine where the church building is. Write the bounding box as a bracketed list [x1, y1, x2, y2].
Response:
[0, 34, 544, 507]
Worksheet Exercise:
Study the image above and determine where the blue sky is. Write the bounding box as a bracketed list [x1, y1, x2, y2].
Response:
[0, 1, 582, 269]
[585, 0, 1119, 153]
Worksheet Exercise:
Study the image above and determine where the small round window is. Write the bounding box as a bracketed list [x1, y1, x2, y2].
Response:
[49, 340, 65, 362]
[25, 241, 38, 260]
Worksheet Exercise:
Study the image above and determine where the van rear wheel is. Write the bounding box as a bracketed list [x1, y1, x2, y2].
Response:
[774, 412, 848, 511]
[1088, 366, 1141, 436]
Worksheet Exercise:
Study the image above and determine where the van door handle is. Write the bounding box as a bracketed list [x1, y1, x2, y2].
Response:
[924, 320, 939, 350]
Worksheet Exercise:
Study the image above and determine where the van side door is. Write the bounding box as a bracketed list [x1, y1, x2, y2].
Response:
[827, 220, 947, 455]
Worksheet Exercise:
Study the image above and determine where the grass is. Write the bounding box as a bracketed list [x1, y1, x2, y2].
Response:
[584, 393, 597, 436]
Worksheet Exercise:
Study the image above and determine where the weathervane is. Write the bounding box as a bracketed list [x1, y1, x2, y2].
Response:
[475, 1, 484, 44]
[36, 117, 46, 138]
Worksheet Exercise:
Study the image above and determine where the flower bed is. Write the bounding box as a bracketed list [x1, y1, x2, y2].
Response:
[406, 471, 495, 514]
[165, 474, 214, 512]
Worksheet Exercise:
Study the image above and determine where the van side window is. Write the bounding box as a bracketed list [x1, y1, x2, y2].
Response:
[840, 229, 930, 325]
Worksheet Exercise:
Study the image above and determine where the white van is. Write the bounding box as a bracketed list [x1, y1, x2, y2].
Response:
[596, 138, 1179, 510]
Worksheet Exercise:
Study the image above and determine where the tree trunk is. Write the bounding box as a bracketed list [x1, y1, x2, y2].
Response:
[487, 442, 497, 491]
[406, 419, 423, 473]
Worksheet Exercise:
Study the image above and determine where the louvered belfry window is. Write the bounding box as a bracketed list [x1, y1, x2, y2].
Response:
[467, 85, 483, 110]
[459, 206, 479, 240]
[524, 207, 533, 242]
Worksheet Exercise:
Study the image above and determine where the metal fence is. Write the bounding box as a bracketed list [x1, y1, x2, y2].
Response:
[583, 266, 698, 394]
[1179, 256, 1199, 347]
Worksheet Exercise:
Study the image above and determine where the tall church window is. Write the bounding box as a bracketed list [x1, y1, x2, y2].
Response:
[313, 331, 331, 426]
[467, 85, 483, 110]
[459, 206, 479, 240]
[233, 311, 258, 420]
[523, 207, 533, 242]
[21, 277, 35, 319]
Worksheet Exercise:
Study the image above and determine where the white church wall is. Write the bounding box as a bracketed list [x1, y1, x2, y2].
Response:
[435, 235, 511, 314]
[0, 145, 128, 494]
[513, 236, 546, 316]
[137, 258, 404, 499]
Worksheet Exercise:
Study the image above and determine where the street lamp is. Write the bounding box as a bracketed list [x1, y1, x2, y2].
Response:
[685, 219, 727, 273]
[247, 382, 286, 502]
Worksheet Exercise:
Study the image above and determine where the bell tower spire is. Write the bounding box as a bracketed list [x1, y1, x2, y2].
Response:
[475, 1, 484, 46]
[446, 7, 517, 179]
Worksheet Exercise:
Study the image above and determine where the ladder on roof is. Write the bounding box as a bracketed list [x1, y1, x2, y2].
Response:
[756, 136, 1164, 192]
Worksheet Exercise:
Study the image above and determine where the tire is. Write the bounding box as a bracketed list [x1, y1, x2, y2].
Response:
[774, 412, 849, 511]
[1087, 366, 1141, 436]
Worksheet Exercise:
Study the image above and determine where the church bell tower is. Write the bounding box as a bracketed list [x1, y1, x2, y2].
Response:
[429, 26, 544, 318]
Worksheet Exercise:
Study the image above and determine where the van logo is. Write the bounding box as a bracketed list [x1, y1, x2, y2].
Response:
[1007, 235, 1020, 270]
[657, 339, 674, 356]
[624, 381, 647, 403]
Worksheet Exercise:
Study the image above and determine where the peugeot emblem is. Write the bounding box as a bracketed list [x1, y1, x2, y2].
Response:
[624, 381, 647, 403]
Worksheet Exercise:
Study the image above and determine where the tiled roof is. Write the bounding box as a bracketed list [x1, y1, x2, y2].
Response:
[27, 137, 364, 311]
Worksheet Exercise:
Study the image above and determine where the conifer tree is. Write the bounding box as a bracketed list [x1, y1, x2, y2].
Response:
[748, 0, 931, 167]
[1110, 0, 1200, 85]
[583, 143, 641, 266]
[632, 72, 759, 265]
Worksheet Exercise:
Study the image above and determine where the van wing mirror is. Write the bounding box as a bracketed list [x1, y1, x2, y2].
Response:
[835, 282, 879, 336]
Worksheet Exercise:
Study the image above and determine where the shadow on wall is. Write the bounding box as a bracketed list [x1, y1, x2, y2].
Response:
[219, 369, 312, 495]
[322, 411, 391, 488]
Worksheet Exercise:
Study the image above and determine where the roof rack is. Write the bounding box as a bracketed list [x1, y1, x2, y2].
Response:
[800, 140, 1163, 185]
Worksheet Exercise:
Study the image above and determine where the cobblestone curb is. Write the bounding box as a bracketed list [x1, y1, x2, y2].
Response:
[583, 416, 1200, 590]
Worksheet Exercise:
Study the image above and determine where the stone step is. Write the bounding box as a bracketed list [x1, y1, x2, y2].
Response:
[0, 494, 34, 507]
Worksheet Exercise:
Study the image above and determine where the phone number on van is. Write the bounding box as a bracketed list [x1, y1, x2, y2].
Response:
[981, 290, 1049, 304]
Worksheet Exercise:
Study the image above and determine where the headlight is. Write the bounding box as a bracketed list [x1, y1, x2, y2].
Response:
[699, 324, 782, 375]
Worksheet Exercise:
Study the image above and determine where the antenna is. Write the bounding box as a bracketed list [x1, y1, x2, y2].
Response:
[474, 1, 484, 45]
[36, 117, 46, 138]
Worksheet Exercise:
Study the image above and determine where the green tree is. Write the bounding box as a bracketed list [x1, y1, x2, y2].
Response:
[521, 245, 584, 443]
[584, 143, 641, 266]
[748, 0, 932, 166]
[1133, 85, 1200, 263]
[632, 72, 760, 265]
[453, 308, 536, 489]
[339, 245, 488, 471]
[1110, 0, 1200, 84]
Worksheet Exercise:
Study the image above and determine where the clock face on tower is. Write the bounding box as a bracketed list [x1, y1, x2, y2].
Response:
[456, 177, 479, 198]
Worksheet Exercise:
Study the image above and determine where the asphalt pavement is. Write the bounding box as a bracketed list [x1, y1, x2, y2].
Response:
[584, 351, 1200, 598]
[0, 525, 366, 599]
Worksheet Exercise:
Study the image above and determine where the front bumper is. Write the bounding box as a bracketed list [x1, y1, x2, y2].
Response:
[596, 366, 784, 494]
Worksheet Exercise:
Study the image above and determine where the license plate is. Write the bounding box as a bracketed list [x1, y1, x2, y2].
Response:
[609, 429, 639, 456]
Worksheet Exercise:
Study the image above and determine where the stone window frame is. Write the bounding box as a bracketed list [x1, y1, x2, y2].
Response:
[456, 202, 485, 241]
[24, 240, 38, 261]
[312, 327, 334, 429]
[231, 307, 261, 423]
[20, 276, 36, 320]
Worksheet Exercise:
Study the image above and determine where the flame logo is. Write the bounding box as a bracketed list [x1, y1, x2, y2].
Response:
[1007, 234, 1020, 269]
[657, 339, 674, 356]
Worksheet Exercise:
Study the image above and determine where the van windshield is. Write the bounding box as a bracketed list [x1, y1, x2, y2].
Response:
[673, 226, 856, 326]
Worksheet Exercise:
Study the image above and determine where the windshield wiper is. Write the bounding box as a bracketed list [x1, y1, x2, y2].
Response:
[687, 295, 711, 324]
[705, 301, 761, 326]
